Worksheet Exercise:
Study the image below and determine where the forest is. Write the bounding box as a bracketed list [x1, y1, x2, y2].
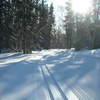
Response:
[0, 0, 100, 54]
[0, 1, 100, 99]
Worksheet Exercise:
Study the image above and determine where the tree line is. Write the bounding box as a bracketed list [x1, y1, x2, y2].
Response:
[0, 0, 100, 53]
[0, 0, 54, 53]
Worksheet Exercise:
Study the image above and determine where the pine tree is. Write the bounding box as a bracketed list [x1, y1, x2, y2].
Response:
[0, 0, 13, 50]
[0, 0, 55, 53]
[38, 1, 54, 49]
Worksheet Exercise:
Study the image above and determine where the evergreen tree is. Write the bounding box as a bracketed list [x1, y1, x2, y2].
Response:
[0, 0, 55, 53]
[0, 0, 13, 50]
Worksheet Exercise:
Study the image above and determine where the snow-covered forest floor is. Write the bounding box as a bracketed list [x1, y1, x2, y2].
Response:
[0, 49, 100, 100]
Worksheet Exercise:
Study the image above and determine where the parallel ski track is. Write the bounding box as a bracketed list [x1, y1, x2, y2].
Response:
[40, 65, 55, 100]
[40, 62, 68, 100]
[40, 51, 100, 100]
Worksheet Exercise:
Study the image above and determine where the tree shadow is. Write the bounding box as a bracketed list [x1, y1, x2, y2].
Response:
[0, 58, 45, 100]
[0, 51, 99, 100]
[42, 51, 97, 92]
[0, 53, 23, 60]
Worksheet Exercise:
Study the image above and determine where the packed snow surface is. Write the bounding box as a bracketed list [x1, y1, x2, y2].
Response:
[0, 49, 100, 100]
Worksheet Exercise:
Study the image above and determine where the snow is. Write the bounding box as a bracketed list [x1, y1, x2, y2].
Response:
[0, 49, 100, 100]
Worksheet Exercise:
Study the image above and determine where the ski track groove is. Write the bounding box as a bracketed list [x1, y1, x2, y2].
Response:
[39, 51, 71, 100]
[72, 86, 95, 100]
[40, 51, 99, 100]
[40, 65, 54, 100]
[45, 64, 68, 100]
[40, 59, 68, 100]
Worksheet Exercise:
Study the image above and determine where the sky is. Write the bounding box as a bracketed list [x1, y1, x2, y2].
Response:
[48, 0, 93, 28]
[48, 0, 67, 6]
[48, 0, 67, 27]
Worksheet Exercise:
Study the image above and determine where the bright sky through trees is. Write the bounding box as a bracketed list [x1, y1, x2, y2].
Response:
[48, 0, 93, 27]
[72, 0, 93, 14]
[48, 0, 93, 15]
[48, 0, 66, 27]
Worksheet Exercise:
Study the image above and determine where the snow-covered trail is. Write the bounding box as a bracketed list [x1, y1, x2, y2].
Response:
[41, 50, 100, 100]
[0, 49, 100, 100]
[0, 53, 51, 100]
[40, 63, 68, 100]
